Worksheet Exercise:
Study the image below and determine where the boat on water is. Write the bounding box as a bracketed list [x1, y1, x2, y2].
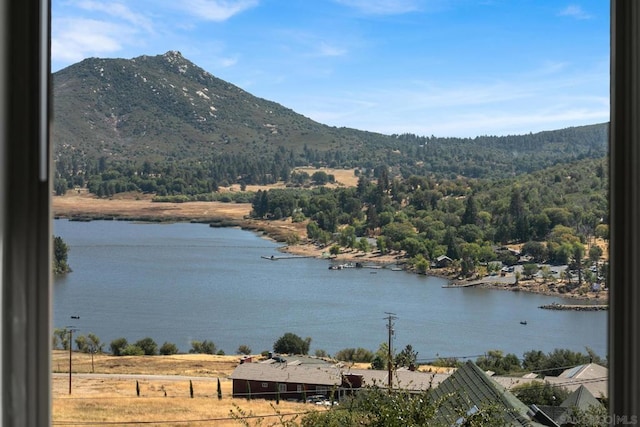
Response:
[328, 262, 357, 270]
[520, 320, 528, 325]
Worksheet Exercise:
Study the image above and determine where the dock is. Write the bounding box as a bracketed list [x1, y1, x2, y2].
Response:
[261, 255, 315, 260]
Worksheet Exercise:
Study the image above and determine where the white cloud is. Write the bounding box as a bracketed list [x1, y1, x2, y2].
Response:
[52, 18, 134, 64]
[334, 0, 421, 15]
[179, 0, 259, 21]
[284, 65, 609, 137]
[219, 57, 239, 67]
[558, 5, 592, 20]
[75, 1, 155, 33]
[317, 42, 348, 57]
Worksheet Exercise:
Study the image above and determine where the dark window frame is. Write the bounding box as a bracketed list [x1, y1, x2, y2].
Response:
[1, 1, 638, 424]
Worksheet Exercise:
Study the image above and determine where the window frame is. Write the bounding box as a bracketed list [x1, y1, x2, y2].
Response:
[2, 1, 639, 424]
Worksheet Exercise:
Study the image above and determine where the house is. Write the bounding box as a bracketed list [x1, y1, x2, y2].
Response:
[230, 361, 358, 401]
[435, 255, 453, 268]
[347, 366, 450, 392]
[530, 385, 606, 426]
[230, 361, 450, 402]
[430, 361, 548, 426]
[543, 363, 608, 399]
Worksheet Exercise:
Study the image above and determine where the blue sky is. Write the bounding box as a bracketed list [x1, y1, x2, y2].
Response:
[52, 1, 609, 137]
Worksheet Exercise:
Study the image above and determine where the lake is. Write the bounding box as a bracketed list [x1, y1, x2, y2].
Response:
[53, 219, 607, 361]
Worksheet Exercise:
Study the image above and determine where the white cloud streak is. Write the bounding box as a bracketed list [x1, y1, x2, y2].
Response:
[178, 0, 259, 21]
[75, 1, 155, 32]
[558, 5, 592, 20]
[334, 0, 422, 15]
[52, 18, 135, 64]
[289, 66, 609, 137]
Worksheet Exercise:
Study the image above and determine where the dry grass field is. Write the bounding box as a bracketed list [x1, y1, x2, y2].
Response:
[52, 351, 325, 426]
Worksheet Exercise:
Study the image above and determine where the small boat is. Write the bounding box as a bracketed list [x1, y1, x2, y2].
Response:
[520, 321, 527, 325]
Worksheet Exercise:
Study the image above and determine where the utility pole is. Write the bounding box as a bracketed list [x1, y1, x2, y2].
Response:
[385, 312, 397, 391]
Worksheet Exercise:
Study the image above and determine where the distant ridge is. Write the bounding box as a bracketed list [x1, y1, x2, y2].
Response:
[52, 51, 607, 181]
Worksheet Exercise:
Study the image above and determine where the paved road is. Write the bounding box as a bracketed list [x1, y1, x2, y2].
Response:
[52, 372, 225, 382]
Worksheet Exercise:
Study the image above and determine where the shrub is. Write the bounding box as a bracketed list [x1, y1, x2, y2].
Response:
[110, 337, 128, 356]
[121, 345, 144, 356]
[190, 340, 216, 354]
[135, 337, 159, 355]
[273, 332, 311, 355]
[159, 342, 179, 355]
[237, 345, 252, 355]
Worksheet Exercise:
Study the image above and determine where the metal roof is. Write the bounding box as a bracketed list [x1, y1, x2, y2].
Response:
[230, 362, 342, 386]
[431, 361, 544, 426]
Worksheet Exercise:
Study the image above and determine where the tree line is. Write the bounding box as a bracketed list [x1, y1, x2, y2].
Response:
[53, 123, 606, 197]
[251, 157, 608, 282]
[52, 330, 253, 357]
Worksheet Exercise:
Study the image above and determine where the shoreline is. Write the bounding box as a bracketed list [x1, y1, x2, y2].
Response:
[53, 195, 608, 304]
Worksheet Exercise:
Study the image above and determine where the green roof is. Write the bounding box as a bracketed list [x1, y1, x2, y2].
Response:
[431, 361, 544, 426]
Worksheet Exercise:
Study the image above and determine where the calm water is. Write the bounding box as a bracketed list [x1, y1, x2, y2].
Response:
[53, 220, 607, 361]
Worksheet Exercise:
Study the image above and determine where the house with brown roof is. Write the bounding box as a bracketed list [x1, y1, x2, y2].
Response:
[230, 360, 360, 402]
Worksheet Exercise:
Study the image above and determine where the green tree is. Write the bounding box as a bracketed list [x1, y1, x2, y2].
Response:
[75, 334, 89, 352]
[541, 348, 594, 376]
[273, 332, 311, 355]
[395, 344, 418, 368]
[462, 194, 479, 225]
[190, 340, 216, 354]
[53, 235, 71, 274]
[135, 337, 158, 355]
[522, 349, 546, 372]
[334, 347, 374, 363]
[237, 345, 252, 355]
[86, 333, 103, 354]
[356, 237, 371, 253]
[159, 342, 179, 355]
[589, 245, 603, 267]
[53, 328, 71, 350]
[475, 350, 521, 375]
[110, 337, 128, 356]
[121, 344, 144, 356]
[522, 263, 539, 279]
[522, 241, 547, 263]
[512, 381, 569, 406]
[311, 171, 329, 185]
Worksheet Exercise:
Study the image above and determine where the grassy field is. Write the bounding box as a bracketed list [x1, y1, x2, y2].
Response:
[52, 351, 325, 426]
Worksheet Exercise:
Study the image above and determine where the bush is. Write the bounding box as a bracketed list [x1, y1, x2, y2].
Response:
[135, 337, 158, 355]
[273, 332, 311, 355]
[335, 347, 374, 363]
[237, 345, 252, 355]
[159, 342, 179, 355]
[121, 345, 145, 356]
[110, 337, 128, 356]
[190, 340, 216, 354]
[512, 381, 569, 406]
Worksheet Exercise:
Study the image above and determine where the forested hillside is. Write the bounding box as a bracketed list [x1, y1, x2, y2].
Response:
[53, 51, 607, 195]
[252, 156, 608, 281]
[53, 51, 609, 283]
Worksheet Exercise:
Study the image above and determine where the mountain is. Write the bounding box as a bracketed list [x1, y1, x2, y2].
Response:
[52, 51, 608, 188]
[52, 50, 374, 163]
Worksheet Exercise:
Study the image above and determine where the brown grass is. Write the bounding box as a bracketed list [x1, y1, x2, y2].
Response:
[52, 351, 324, 426]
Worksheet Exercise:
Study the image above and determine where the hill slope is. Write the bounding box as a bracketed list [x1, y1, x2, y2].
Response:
[52, 51, 608, 188]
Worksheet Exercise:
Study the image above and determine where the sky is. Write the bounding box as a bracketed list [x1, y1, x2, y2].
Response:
[51, 0, 610, 138]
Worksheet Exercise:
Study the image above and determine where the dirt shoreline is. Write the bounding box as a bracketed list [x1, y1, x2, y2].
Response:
[53, 194, 608, 303]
